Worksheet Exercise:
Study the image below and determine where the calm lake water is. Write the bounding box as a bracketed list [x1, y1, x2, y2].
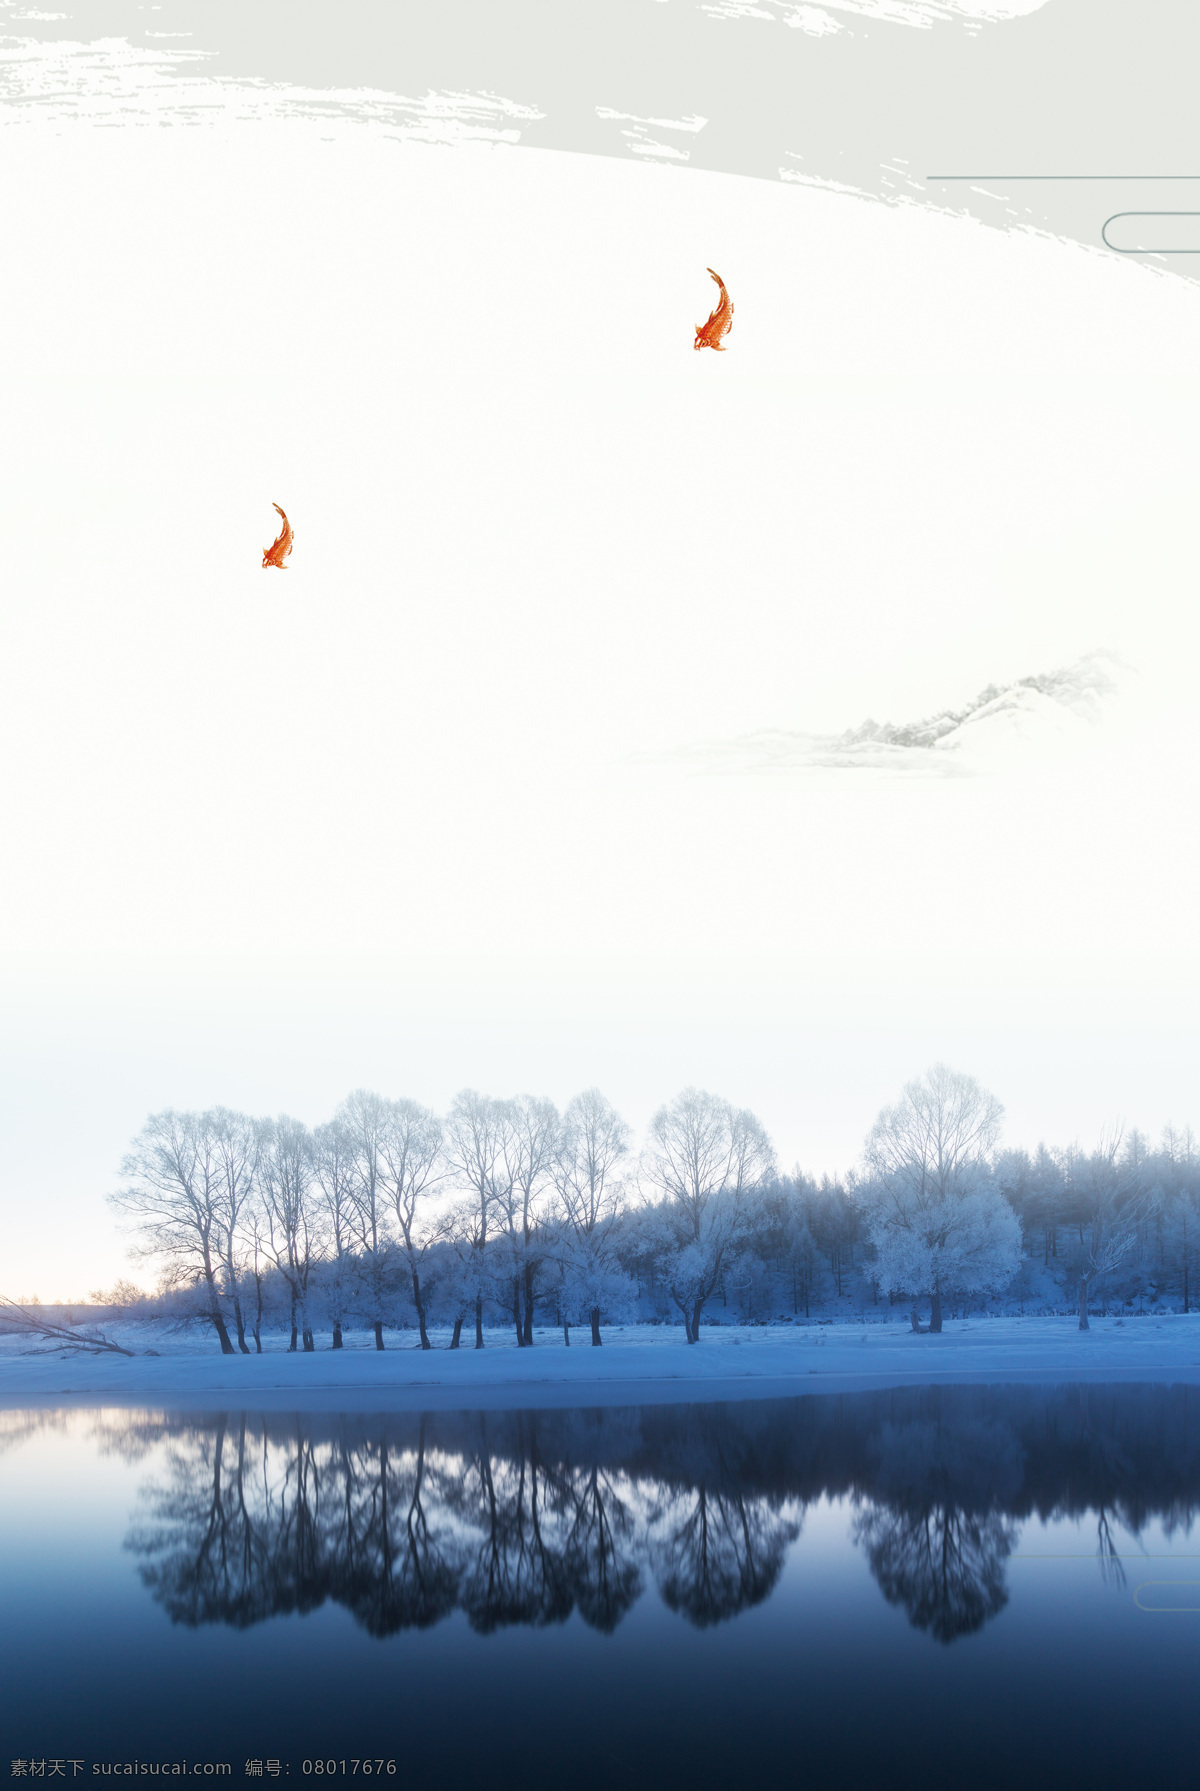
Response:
[2, 1384, 1198, 1790]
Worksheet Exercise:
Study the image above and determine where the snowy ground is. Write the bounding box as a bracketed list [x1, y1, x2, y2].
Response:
[3, 1316, 1200, 1412]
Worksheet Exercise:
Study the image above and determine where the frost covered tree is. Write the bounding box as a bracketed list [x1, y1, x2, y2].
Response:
[378, 1098, 445, 1350]
[258, 1115, 320, 1351]
[437, 1218, 483, 1350]
[109, 1110, 238, 1354]
[244, 1204, 271, 1353]
[505, 1095, 559, 1346]
[311, 1117, 357, 1348]
[552, 1088, 632, 1345]
[339, 1089, 395, 1350]
[860, 1064, 1018, 1333]
[1062, 1129, 1154, 1330]
[1160, 1126, 1200, 1314]
[209, 1107, 260, 1355]
[809, 1175, 860, 1299]
[484, 1095, 558, 1346]
[444, 1090, 517, 1348]
[641, 1088, 776, 1343]
[996, 1143, 1068, 1270]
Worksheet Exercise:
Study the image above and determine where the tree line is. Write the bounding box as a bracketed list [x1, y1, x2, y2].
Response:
[103, 1067, 1200, 1351]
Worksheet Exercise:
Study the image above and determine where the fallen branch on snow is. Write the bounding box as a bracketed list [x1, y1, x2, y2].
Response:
[0, 1295, 136, 1357]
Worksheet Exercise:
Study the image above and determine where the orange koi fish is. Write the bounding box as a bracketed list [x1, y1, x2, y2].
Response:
[694, 267, 733, 351]
[262, 503, 293, 570]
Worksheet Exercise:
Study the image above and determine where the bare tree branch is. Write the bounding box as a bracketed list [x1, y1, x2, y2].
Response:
[0, 1295, 136, 1357]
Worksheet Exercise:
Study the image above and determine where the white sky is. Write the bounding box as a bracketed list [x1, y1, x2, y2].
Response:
[2, 123, 1198, 1297]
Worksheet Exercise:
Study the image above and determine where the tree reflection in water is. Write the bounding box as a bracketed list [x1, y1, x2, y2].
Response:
[851, 1418, 1021, 1644]
[121, 1384, 1200, 1645]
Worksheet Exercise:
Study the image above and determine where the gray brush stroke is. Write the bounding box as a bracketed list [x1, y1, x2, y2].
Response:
[3, 1, 1199, 278]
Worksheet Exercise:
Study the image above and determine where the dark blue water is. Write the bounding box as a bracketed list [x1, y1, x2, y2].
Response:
[2, 1385, 1198, 1790]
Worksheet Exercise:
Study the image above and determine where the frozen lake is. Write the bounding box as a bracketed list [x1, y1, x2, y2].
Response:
[2, 1383, 1198, 1788]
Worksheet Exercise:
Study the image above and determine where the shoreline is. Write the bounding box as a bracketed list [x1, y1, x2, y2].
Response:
[3, 1315, 1200, 1412]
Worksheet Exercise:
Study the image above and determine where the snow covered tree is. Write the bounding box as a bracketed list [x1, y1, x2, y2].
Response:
[641, 1088, 776, 1343]
[995, 1143, 1067, 1269]
[339, 1088, 395, 1349]
[435, 1219, 483, 1349]
[490, 1095, 558, 1346]
[378, 1098, 445, 1350]
[1061, 1129, 1155, 1329]
[552, 1088, 632, 1345]
[860, 1064, 1018, 1332]
[209, 1106, 260, 1355]
[444, 1090, 517, 1348]
[808, 1174, 860, 1299]
[311, 1117, 357, 1348]
[258, 1115, 320, 1351]
[1159, 1126, 1200, 1314]
[243, 1203, 272, 1353]
[110, 1110, 238, 1354]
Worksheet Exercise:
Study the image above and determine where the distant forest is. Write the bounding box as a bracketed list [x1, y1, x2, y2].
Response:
[57, 1065, 1199, 1352]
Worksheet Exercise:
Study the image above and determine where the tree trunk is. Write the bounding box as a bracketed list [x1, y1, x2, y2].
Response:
[475, 1294, 484, 1349]
[1078, 1275, 1090, 1331]
[412, 1269, 431, 1350]
[374, 1319, 385, 1351]
[590, 1306, 602, 1347]
[910, 1307, 922, 1333]
[523, 1261, 535, 1347]
[253, 1325, 262, 1355]
[302, 1326, 314, 1352]
[690, 1296, 705, 1342]
[929, 1289, 943, 1334]
[450, 1316, 463, 1349]
[332, 1320, 343, 1350]
[513, 1277, 524, 1346]
[205, 1269, 237, 1355]
[563, 1318, 570, 1346]
[289, 1323, 298, 1352]
[228, 1276, 250, 1353]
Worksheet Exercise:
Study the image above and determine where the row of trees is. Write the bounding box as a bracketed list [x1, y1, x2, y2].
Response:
[104, 1068, 1199, 1351]
[108, 1085, 773, 1354]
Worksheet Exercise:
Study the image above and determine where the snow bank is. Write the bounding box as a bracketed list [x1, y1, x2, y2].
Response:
[3, 1316, 1200, 1412]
